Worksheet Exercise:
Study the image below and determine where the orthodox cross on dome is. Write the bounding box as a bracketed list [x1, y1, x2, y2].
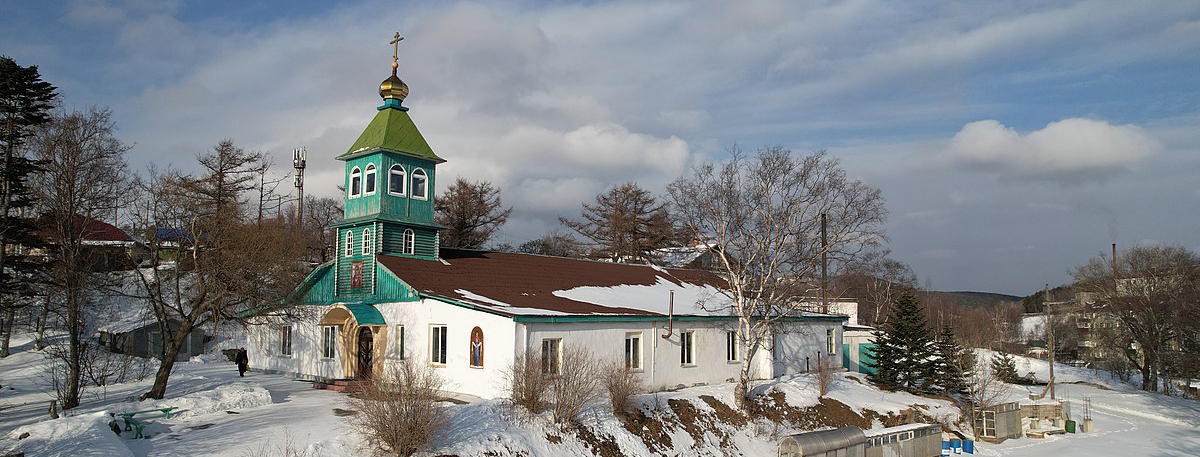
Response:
[389, 32, 404, 73]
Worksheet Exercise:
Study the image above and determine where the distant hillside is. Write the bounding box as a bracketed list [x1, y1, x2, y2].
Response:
[924, 290, 1022, 308]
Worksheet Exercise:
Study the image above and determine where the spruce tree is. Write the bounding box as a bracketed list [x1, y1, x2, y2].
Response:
[933, 325, 968, 394]
[991, 352, 1019, 383]
[0, 56, 57, 357]
[867, 290, 935, 392]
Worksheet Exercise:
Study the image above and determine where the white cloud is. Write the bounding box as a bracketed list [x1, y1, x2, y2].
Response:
[945, 118, 1160, 181]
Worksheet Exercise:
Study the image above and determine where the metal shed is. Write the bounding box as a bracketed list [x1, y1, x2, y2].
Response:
[778, 427, 867, 457]
[864, 423, 942, 457]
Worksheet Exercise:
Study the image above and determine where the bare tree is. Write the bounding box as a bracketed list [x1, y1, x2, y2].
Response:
[347, 360, 449, 457]
[31, 107, 131, 409]
[561, 182, 676, 263]
[1074, 245, 1199, 392]
[518, 230, 584, 258]
[833, 249, 917, 326]
[435, 178, 512, 249]
[962, 360, 1013, 437]
[816, 353, 835, 397]
[668, 147, 885, 409]
[300, 196, 342, 262]
[129, 142, 308, 400]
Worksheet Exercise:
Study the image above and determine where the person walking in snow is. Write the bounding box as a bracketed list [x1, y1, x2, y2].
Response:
[235, 348, 249, 377]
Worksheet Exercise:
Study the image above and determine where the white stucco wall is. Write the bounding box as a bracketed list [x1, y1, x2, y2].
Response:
[246, 306, 345, 380]
[245, 302, 844, 400]
[375, 299, 517, 400]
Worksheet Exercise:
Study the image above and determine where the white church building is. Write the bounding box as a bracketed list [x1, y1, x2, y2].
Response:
[244, 46, 848, 401]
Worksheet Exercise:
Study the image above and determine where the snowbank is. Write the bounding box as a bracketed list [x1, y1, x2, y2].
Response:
[2, 412, 133, 457]
[105, 382, 272, 420]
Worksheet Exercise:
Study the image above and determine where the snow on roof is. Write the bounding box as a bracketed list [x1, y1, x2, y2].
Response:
[864, 422, 940, 437]
[379, 249, 845, 320]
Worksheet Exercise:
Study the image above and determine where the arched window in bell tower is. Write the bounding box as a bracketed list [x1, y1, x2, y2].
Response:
[388, 164, 406, 196]
[345, 231, 354, 257]
[364, 164, 377, 195]
[403, 229, 415, 255]
[362, 228, 372, 254]
[349, 167, 362, 198]
[411, 169, 428, 200]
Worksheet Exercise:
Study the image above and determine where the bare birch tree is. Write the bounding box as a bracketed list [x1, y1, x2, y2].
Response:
[668, 146, 885, 409]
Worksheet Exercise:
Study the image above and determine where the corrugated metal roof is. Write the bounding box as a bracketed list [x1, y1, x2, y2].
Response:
[781, 427, 866, 454]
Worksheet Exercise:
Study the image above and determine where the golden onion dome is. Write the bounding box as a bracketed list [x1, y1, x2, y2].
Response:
[379, 62, 409, 100]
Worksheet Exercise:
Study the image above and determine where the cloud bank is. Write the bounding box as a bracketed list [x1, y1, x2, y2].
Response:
[946, 118, 1160, 181]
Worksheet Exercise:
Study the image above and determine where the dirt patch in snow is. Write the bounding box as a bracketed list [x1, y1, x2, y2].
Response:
[572, 424, 623, 457]
[752, 390, 870, 430]
[620, 409, 674, 453]
[699, 395, 747, 427]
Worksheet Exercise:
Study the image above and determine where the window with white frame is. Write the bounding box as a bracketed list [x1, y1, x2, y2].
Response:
[364, 163, 377, 195]
[680, 330, 695, 366]
[403, 229, 415, 255]
[411, 168, 428, 200]
[430, 325, 447, 365]
[388, 164, 406, 196]
[624, 333, 642, 370]
[827, 328, 836, 354]
[345, 231, 354, 257]
[394, 325, 405, 359]
[541, 338, 562, 375]
[321, 326, 337, 359]
[349, 166, 362, 198]
[361, 228, 372, 255]
[278, 325, 292, 356]
[726, 330, 739, 362]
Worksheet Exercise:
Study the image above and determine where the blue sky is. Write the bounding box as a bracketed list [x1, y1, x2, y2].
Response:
[4, 0, 1198, 295]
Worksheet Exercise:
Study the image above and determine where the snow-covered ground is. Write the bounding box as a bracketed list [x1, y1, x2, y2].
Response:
[3, 334, 1199, 456]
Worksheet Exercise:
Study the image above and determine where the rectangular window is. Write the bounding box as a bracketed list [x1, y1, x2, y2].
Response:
[321, 326, 337, 359]
[395, 325, 405, 359]
[430, 325, 447, 365]
[680, 331, 695, 366]
[278, 326, 292, 356]
[541, 338, 562, 375]
[726, 330, 739, 362]
[827, 328, 836, 354]
[624, 333, 642, 370]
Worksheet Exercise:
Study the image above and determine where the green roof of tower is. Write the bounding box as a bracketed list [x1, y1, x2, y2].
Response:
[339, 107, 445, 163]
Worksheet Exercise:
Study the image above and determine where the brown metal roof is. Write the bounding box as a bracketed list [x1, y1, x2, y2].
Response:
[377, 249, 726, 316]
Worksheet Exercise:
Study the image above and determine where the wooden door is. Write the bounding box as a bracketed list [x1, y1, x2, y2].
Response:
[358, 327, 374, 379]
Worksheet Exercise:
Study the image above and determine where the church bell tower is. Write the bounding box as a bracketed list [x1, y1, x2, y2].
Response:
[332, 33, 445, 298]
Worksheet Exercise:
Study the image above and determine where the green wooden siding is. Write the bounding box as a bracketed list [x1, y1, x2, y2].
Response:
[379, 222, 438, 259]
[343, 152, 437, 223]
[298, 257, 419, 305]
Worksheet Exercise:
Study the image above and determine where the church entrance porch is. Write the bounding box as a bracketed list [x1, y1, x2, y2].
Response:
[317, 303, 388, 381]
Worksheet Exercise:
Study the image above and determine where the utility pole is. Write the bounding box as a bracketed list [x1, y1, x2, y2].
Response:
[293, 147, 306, 229]
[1045, 283, 1055, 400]
[820, 212, 828, 314]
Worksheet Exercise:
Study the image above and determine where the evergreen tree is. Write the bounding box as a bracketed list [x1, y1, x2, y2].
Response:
[561, 182, 676, 263]
[867, 290, 936, 392]
[933, 325, 968, 394]
[0, 56, 57, 357]
[991, 352, 1019, 383]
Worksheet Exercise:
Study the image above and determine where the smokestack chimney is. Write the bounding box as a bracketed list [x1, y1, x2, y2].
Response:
[1112, 243, 1118, 278]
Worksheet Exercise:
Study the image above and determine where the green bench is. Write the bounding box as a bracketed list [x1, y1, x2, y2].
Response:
[113, 407, 176, 439]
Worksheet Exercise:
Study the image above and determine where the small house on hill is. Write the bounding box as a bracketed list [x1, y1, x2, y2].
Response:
[26, 215, 148, 271]
[244, 53, 848, 400]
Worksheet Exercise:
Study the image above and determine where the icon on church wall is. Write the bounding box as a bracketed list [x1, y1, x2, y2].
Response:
[351, 261, 364, 288]
[469, 326, 484, 368]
